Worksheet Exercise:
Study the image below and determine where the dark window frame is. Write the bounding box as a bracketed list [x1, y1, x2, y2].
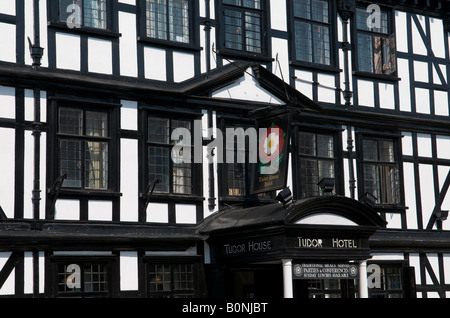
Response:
[138, 0, 201, 51]
[143, 256, 204, 298]
[292, 125, 343, 199]
[50, 255, 118, 298]
[216, 0, 271, 62]
[49, 0, 120, 38]
[353, 4, 397, 77]
[48, 98, 121, 199]
[357, 133, 402, 207]
[140, 108, 203, 202]
[367, 261, 416, 298]
[218, 118, 276, 205]
[289, 0, 338, 70]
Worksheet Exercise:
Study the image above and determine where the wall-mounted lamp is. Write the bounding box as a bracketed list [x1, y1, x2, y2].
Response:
[318, 177, 335, 195]
[359, 192, 377, 208]
[436, 210, 448, 230]
[276, 187, 293, 208]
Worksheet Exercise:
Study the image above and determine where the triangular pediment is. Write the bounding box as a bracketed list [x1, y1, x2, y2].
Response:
[211, 67, 285, 105]
[179, 62, 321, 112]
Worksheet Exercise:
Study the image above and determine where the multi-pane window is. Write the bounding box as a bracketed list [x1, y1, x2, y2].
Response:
[368, 265, 406, 298]
[58, 0, 108, 29]
[223, 124, 271, 198]
[222, 0, 263, 54]
[56, 262, 110, 297]
[293, 0, 331, 65]
[362, 139, 400, 204]
[356, 7, 396, 74]
[147, 263, 195, 298]
[58, 107, 109, 190]
[145, 0, 192, 43]
[147, 117, 193, 194]
[298, 132, 335, 197]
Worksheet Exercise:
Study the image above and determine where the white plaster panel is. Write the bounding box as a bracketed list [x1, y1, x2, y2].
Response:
[0, 86, 15, 119]
[419, 164, 435, 229]
[430, 17, 445, 59]
[55, 199, 80, 220]
[413, 61, 428, 83]
[0, 253, 14, 295]
[317, 73, 335, 104]
[119, 0, 135, 4]
[294, 70, 313, 100]
[88, 200, 112, 221]
[397, 58, 411, 112]
[56, 32, 81, 71]
[173, 51, 195, 82]
[0, 128, 15, 218]
[272, 38, 289, 81]
[415, 88, 430, 114]
[121, 100, 138, 131]
[120, 138, 139, 222]
[395, 11, 408, 53]
[88, 38, 112, 75]
[24, 252, 33, 294]
[120, 252, 139, 291]
[434, 90, 449, 116]
[24, 131, 34, 219]
[432, 64, 447, 85]
[0, 0, 15, 15]
[144, 47, 166, 81]
[437, 135, 450, 160]
[0, 23, 15, 63]
[147, 202, 169, 223]
[357, 80, 374, 107]
[385, 212, 402, 229]
[401, 132, 413, 156]
[379, 83, 395, 110]
[417, 133, 432, 157]
[175, 204, 197, 224]
[403, 162, 417, 229]
[119, 11, 138, 77]
[412, 14, 427, 55]
[270, 0, 287, 31]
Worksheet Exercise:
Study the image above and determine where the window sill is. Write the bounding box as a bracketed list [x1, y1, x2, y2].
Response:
[353, 71, 400, 82]
[216, 48, 274, 63]
[143, 193, 205, 203]
[48, 22, 121, 39]
[290, 60, 341, 74]
[138, 36, 202, 52]
[56, 188, 122, 198]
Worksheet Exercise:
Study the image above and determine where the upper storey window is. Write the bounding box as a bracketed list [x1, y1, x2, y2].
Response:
[145, 0, 192, 44]
[355, 6, 396, 75]
[58, 0, 109, 30]
[218, 0, 268, 59]
[293, 0, 331, 66]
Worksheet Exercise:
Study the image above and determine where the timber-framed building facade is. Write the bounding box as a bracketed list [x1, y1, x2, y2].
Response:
[0, 0, 450, 298]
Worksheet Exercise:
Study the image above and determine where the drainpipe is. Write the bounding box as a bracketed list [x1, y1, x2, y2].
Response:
[337, 0, 356, 199]
[30, 0, 44, 220]
[204, 0, 216, 210]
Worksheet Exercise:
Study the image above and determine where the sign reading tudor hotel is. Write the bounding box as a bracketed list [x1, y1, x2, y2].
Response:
[297, 237, 360, 249]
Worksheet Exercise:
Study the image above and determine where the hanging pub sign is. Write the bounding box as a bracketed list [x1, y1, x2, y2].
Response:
[292, 262, 359, 280]
[251, 112, 291, 194]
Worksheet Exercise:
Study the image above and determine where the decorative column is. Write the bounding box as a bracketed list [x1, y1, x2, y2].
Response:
[282, 259, 293, 298]
[359, 260, 369, 298]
